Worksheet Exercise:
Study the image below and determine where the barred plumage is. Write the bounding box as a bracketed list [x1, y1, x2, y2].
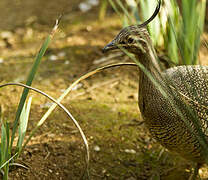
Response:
[103, 0, 208, 178]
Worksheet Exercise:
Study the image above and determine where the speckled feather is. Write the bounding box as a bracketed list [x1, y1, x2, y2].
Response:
[104, 27, 208, 164]
[103, 1, 208, 164]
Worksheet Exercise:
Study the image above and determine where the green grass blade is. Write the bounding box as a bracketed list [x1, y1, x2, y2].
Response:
[9, 18, 60, 151]
[0, 82, 90, 175]
[17, 97, 32, 154]
[115, 0, 133, 24]
[192, 0, 206, 64]
[0, 122, 10, 180]
[108, 0, 124, 21]
[140, 0, 161, 46]
[0, 153, 18, 170]
[5, 122, 10, 162]
[1, 123, 7, 167]
[99, 0, 108, 20]
[10, 36, 51, 150]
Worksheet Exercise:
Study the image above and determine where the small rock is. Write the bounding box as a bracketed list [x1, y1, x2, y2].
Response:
[94, 145, 101, 152]
[124, 149, 136, 154]
[0, 58, 4, 63]
[0, 31, 12, 39]
[47, 133, 55, 138]
[32, 147, 39, 152]
[64, 60, 70, 65]
[79, 2, 91, 12]
[57, 51, 66, 58]
[102, 169, 106, 174]
[49, 55, 58, 61]
[86, 26, 92, 32]
[88, 0, 99, 6]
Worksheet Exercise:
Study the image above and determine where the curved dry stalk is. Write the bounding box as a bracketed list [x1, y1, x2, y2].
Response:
[33, 62, 137, 146]
[0, 152, 18, 170]
[3, 63, 137, 178]
[10, 162, 29, 170]
[0, 82, 89, 174]
[68, 63, 137, 92]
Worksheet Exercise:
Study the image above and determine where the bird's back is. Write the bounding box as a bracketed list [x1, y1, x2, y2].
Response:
[164, 65, 208, 136]
[141, 65, 208, 163]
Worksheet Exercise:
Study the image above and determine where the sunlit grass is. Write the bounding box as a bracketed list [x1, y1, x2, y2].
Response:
[108, 0, 206, 65]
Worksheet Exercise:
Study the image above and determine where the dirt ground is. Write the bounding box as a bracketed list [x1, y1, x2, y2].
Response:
[0, 0, 208, 179]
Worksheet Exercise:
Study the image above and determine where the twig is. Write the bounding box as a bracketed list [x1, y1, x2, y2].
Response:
[71, 78, 120, 99]
[10, 162, 29, 170]
[44, 146, 51, 160]
[0, 83, 89, 178]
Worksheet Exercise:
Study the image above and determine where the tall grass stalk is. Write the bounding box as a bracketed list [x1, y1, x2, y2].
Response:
[108, 0, 206, 65]
[0, 16, 91, 179]
[9, 24, 57, 153]
[107, 0, 208, 169]
[0, 18, 60, 179]
[165, 0, 206, 65]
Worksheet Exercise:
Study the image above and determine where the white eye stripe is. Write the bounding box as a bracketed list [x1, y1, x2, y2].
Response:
[135, 38, 147, 44]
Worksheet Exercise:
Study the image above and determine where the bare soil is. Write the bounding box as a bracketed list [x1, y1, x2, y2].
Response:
[0, 0, 208, 179]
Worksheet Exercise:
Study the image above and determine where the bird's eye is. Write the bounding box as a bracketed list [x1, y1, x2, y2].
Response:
[128, 37, 134, 44]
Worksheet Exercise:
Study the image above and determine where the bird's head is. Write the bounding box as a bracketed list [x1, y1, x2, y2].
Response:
[103, 26, 151, 54]
[102, 0, 161, 55]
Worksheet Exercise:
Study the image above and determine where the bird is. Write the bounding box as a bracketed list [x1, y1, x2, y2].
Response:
[103, 0, 208, 178]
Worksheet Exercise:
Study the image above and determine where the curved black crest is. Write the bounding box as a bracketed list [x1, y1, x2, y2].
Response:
[102, 0, 161, 53]
[138, 0, 161, 28]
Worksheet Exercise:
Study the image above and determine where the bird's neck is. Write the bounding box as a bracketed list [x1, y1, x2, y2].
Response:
[136, 45, 162, 84]
[135, 45, 163, 114]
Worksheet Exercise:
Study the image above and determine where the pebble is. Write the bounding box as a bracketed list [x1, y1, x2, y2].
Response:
[88, 0, 99, 6]
[79, 0, 99, 12]
[0, 58, 4, 63]
[57, 51, 66, 58]
[0, 31, 13, 38]
[79, 3, 91, 12]
[94, 145, 101, 152]
[49, 55, 58, 61]
[64, 60, 70, 65]
[124, 149, 136, 154]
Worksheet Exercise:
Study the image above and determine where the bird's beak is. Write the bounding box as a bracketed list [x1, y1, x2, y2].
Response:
[102, 41, 118, 53]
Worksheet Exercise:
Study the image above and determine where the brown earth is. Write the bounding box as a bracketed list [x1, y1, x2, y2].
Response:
[0, 0, 208, 179]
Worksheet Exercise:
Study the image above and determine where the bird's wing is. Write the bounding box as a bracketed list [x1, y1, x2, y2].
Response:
[163, 65, 208, 135]
[163, 65, 208, 107]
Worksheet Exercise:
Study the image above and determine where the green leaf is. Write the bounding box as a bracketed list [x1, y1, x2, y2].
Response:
[17, 97, 32, 154]
[1, 123, 7, 166]
[10, 35, 52, 152]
